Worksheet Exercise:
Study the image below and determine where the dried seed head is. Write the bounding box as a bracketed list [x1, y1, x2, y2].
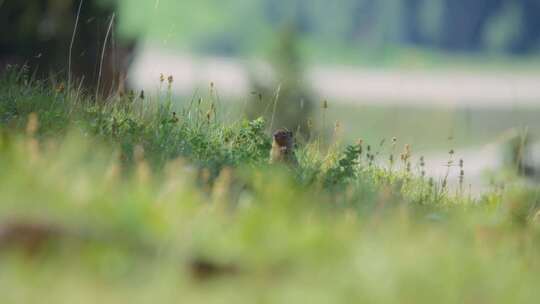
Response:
[322, 100, 328, 109]
[167, 75, 174, 84]
[56, 83, 65, 94]
[160, 73, 165, 83]
[334, 121, 341, 134]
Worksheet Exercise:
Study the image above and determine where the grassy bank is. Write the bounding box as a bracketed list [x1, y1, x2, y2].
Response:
[1, 67, 540, 303]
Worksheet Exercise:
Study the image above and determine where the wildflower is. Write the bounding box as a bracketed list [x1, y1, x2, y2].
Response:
[322, 100, 328, 109]
[139, 90, 145, 100]
[168, 75, 174, 84]
[400, 144, 411, 162]
[160, 73, 165, 83]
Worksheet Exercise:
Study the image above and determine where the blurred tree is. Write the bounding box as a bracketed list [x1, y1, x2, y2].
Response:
[437, 0, 540, 53]
[347, 0, 378, 41]
[511, 0, 540, 54]
[0, 0, 136, 96]
[402, 0, 426, 45]
[439, 0, 504, 51]
[246, 25, 315, 138]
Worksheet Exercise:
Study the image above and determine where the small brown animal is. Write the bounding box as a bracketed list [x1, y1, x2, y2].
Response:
[269, 129, 297, 166]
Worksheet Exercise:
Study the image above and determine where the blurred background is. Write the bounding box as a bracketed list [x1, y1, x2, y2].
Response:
[2, 0, 540, 190]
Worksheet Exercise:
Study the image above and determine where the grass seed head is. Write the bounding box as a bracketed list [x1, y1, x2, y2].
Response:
[55, 83, 65, 94]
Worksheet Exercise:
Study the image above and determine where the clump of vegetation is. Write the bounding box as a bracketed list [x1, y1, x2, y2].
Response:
[1, 67, 540, 303]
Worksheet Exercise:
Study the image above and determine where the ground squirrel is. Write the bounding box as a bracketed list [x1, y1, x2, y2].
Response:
[269, 129, 298, 166]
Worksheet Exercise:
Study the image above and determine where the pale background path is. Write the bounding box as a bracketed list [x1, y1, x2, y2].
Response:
[131, 46, 540, 108]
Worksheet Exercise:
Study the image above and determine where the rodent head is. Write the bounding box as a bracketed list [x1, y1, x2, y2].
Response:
[273, 129, 293, 147]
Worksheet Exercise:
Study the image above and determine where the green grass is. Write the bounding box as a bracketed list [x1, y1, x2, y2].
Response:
[173, 95, 540, 152]
[1, 67, 540, 303]
[327, 104, 540, 151]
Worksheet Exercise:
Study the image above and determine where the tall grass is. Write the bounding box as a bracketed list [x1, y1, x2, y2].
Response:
[1, 66, 540, 303]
